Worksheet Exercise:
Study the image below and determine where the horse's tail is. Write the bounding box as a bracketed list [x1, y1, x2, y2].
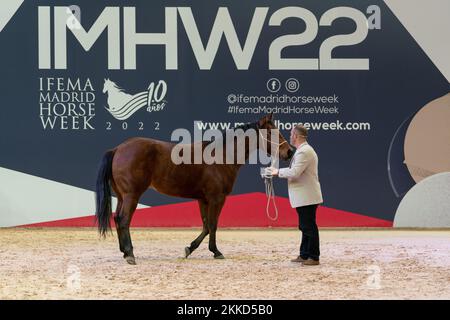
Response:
[95, 149, 116, 237]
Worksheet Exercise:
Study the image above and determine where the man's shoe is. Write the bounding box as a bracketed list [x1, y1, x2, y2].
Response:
[302, 258, 320, 266]
[291, 256, 307, 263]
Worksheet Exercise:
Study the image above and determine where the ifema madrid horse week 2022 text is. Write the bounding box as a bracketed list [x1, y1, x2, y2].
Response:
[0, 0, 449, 313]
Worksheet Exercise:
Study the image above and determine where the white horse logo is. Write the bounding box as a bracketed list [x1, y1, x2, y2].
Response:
[103, 79, 167, 120]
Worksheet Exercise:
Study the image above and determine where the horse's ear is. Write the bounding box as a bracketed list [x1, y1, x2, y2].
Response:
[258, 113, 274, 127]
[257, 115, 266, 127]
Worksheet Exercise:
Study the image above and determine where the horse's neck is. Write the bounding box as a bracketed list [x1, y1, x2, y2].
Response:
[110, 89, 126, 100]
[223, 136, 258, 170]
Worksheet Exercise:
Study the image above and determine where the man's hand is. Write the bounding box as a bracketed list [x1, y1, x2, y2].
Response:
[268, 167, 279, 176]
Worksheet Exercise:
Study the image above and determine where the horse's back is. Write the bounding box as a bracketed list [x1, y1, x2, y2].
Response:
[111, 137, 234, 199]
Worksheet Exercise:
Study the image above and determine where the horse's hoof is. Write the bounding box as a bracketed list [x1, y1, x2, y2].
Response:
[125, 256, 136, 265]
[214, 254, 225, 260]
[184, 247, 191, 258]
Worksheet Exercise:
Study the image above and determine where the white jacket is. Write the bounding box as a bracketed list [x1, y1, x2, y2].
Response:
[278, 142, 323, 208]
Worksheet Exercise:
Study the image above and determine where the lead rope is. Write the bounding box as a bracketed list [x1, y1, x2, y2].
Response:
[259, 131, 286, 221]
[264, 172, 278, 221]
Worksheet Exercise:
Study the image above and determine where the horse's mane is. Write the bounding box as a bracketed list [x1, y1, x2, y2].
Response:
[201, 121, 260, 147]
[234, 121, 260, 132]
[107, 80, 125, 92]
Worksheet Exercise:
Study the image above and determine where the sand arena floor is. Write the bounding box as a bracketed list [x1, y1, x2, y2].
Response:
[0, 228, 449, 299]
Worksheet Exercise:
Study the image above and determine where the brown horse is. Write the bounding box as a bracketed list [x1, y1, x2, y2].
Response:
[95, 114, 293, 264]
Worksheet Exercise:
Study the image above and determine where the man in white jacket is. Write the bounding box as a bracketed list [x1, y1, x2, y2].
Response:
[269, 125, 323, 266]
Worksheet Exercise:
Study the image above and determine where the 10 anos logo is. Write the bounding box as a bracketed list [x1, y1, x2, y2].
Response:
[146, 80, 167, 112]
[103, 78, 167, 131]
[103, 79, 167, 121]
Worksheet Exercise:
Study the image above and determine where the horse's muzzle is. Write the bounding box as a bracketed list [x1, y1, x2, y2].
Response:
[287, 147, 295, 160]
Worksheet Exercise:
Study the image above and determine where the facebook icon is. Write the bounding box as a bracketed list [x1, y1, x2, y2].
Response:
[266, 78, 281, 93]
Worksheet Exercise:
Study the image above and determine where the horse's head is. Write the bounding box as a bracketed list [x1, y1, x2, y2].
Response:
[103, 78, 112, 93]
[257, 113, 294, 161]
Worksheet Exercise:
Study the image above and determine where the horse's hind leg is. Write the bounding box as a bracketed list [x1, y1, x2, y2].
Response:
[114, 195, 139, 265]
[185, 199, 209, 258]
[111, 181, 125, 254]
[114, 199, 124, 253]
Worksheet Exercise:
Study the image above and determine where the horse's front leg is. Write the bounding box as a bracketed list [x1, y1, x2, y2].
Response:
[185, 199, 209, 258]
[207, 195, 226, 259]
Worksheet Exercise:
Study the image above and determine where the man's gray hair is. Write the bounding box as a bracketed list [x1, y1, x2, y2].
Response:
[294, 124, 308, 138]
